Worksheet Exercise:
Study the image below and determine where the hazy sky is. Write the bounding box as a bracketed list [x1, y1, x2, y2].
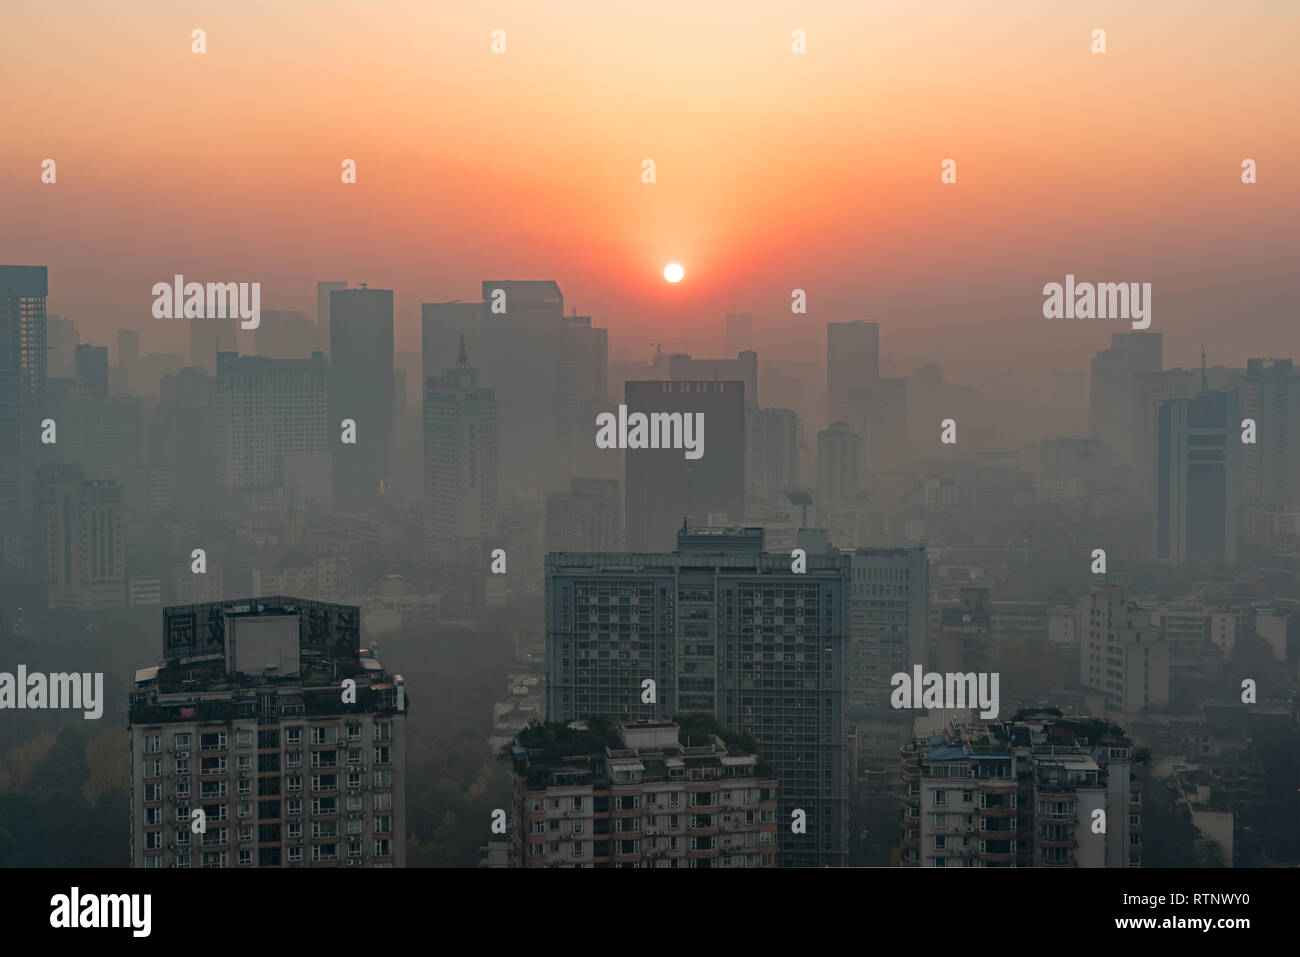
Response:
[4, 0, 1297, 381]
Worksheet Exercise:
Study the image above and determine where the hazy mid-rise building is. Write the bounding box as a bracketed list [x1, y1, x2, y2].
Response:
[826, 321, 878, 427]
[1242, 358, 1300, 509]
[546, 477, 622, 553]
[421, 301, 481, 396]
[848, 547, 929, 710]
[624, 380, 745, 552]
[128, 597, 407, 868]
[62, 392, 143, 491]
[1080, 584, 1170, 713]
[1155, 384, 1240, 564]
[901, 715, 1143, 868]
[561, 312, 610, 478]
[545, 527, 851, 867]
[1132, 369, 1197, 500]
[329, 286, 394, 506]
[817, 421, 861, 505]
[155, 367, 216, 518]
[1089, 332, 1162, 465]
[46, 314, 78, 379]
[117, 329, 140, 394]
[0, 266, 47, 531]
[75, 343, 108, 398]
[725, 312, 753, 355]
[188, 317, 237, 374]
[315, 281, 347, 355]
[667, 352, 758, 409]
[255, 310, 317, 359]
[35, 463, 125, 610]
[746, 407, 799, 502]
[509, 720, 777, 868]
[214, 353, 329, 493]
[423, 338, 498, 554]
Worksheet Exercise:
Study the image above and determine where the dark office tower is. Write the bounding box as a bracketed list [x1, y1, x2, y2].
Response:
[34, 463, 125, 611]
[545, 477, 622, 553]
[826, 320, 878, 426]
[47, 315, 78, 378]
[1089, 331, 1162, 465]
[75, 344, 109, 398]
[817, 421, 861, 505]
[725, 312, 753, 354]
[117, 329, 139, 394]
[423, 338, 498, 556]
[1132, 369, 1197, 502]
[330, 287, 395, 506]
[315, 281, 347, 355]
[254, 310, 316, 358]
[1242, 358, 1300, 508]
[624, 380, 745, 552]
[746, 407, 799, 501]
[0, 266, 48, 532]
[155, 367, 216, 519]
[1156, 385, 1240, 564]
[545, 526, 851, 867]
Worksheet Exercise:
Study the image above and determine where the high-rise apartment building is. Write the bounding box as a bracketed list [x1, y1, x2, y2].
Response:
[117, 329, 140, 394]
[848, 547, 929, 710]
[0, 265, 47, 532]
[1155, 386, 1240, 563]
[329, 286, 394, 506]
[155, 367, 216, 519]
[545, 526, 850, 867]
[624, 380, 745, 552]
[508, 719, 778, 868]
[900, 714, 1144, 867]
[423, 338, 499, 553]
[214, 352, 329, 492]
[128, 597, 407, 868]
[1079, 584, 1170, 713]
[34, 463, 125, 610]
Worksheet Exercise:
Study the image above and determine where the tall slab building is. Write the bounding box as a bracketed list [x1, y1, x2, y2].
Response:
[329, 286, 394, 506]
[545, 527, 851, 867]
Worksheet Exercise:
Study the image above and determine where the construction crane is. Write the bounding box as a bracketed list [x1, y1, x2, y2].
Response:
[649, 340, 695, 361]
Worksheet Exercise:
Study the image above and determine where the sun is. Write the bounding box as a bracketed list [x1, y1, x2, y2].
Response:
[663, 263, 684, 283]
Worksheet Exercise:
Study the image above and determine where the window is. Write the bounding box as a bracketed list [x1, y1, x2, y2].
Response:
[173, 733, 190, 750]
[311, 726, 338, 746]
[287, 822, 302, 839]
[287, 846, 302, 863]
[375, 816, 392, 834]
[374, 770, 391, 788]
[934, 835, 946, 850]
[374, 746, 390, 765]
[375, 793, 391, 812]
[932, 789, 947, 807]
[236, 730, 253, 748]
[238, 802, 252, 818]
[374, 723, 391, 742]
[142, 735, 161, 754]
[312, 844, 338, 862]
[238, 850, 252, 866]
[375, 839, 392, 857]
[346, 724, 362, 741]
[237, 755, 252, 771]
[286, 776, 302, 792]
[145, 831, 162, 850]
[286, 752, 302, 769]
[573, 818, 584, 834]
[348, 818, 362, 834]
[311, 774, 337, 792]
[935, 813, 948, 829]
[286, 728, 302, 746]
[287, 797, 302, 816]
[200, 732, 225, 752]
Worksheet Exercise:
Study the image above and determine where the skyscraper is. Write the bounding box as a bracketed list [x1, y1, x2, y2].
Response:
[745, 407, 799, 502]
[1242, 358, 1300, 508]
[847, 547, 929, 710]
[826, 320, 878, 427]
[214, 352, 329, 494]
[1155, 384, 1241, 563]
[0, 265, 47, 532]
[667, 352, 758, 408]
[155, 367, 216, 519]
[329, 286, 394, 506]
[315, 281, 348, 356]
[423, 338, 499, 555]
[545, 526, 850, 866]
[118, 329, 140, 394]
[624, 380, 745, 552]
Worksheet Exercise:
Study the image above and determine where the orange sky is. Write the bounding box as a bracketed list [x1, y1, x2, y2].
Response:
[3, 0, 1297, 378]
